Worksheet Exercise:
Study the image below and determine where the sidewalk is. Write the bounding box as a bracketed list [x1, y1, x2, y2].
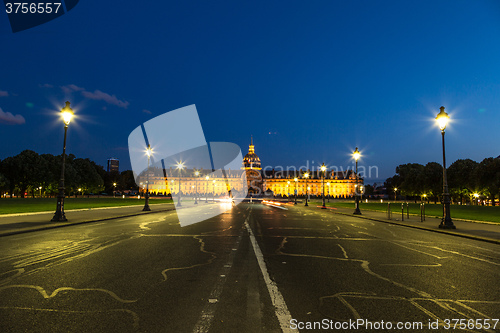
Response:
[319, 204, 500, 245]
[0, 203, 175, 237]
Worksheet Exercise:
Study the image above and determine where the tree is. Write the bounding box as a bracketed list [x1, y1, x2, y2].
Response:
[474, 157, 500, 206]
[422, 162, 442, 204]
[395, 163, 425, 198]
[448, 159, 478, 204]
[72, 158, 104, 194]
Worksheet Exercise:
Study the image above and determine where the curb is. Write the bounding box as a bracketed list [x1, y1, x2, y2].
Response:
[0, 207, 176, 238]
[330, 210, 500, 245]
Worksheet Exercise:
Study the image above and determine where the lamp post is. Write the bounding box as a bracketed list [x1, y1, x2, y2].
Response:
[143, 145, 152, 211]
[294, 177, 298, 205]
[436, 106, 455, 229]
[113, 182, 117, 197]
[194, 171, 200, 204]
[353, 147, 361, 215]
[321, 163, 327, 209]
[205, 175, 209, 203]
[304, 172, 309, 206]
[394, 187, 398, 201]
[51, 101, 74, 222]
[176, 162, 184, 207]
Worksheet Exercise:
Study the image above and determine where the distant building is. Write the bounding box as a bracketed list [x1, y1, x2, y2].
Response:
[107, 158, 119, 173]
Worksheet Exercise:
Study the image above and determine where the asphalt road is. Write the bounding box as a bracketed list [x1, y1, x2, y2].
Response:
[0, 202, 499, 332]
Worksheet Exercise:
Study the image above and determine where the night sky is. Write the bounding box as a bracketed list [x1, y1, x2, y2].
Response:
[1, 0, 500, 184]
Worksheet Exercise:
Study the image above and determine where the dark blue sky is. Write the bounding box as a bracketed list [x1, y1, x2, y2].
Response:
[1, 0, 500, 184]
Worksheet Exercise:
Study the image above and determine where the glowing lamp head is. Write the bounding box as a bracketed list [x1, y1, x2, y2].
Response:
[205, 175, 209, 180]
[394, 187, 398, 192]
[113, 183, 116, 186]
[294, 177, 298, 182]
[146, 145, 152, 157]
[61, 101, 74, 125]
[353, 147, 361, 161]
[304, 172, 309, 179]
[436, 106, 449, 131]
[176, 162, 184, 170]
[195, 171, 200, 176]
[321, 163, 327, 172]
[473, 193, 479, 198]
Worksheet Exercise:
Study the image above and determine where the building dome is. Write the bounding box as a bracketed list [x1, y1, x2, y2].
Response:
[243, 137, 261, 170]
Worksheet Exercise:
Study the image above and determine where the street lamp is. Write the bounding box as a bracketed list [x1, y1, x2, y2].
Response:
[473, 192, 479, 205]
[304, 172, 309, 206]
[321, 163, 327, 209]
[51, 101, 74, 222]
[113, 182, 117, 197]
[436, 106, 455, 229]
[205, 175, 209, 203]
[294, 177, 298, 205]
[176, 162, 184, 207]
[194, 170, 200, 204]
[353, 147, 361, 215]
[143, 145, 153, 211]
[394, 187, 398, 201]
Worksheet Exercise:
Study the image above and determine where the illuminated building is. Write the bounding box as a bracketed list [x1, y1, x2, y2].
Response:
[136, 138, 362, 198]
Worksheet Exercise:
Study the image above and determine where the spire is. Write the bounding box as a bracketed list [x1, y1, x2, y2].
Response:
[249, 135, 255, 154]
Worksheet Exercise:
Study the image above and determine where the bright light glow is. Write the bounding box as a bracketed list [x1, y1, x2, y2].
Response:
[205, 175, 209, 180]
[304, 172, 309, 178]
[474, 193, 479, 198]
[294, 177, 298, 182]
[78, 188, 81, 191]
[62, 111, 73, 125]
[307, 186, 311, 190]
[353, 147, 361, 161]
[394, 188, 398, 191]
[423, 194, 427, 197]
[321, 164, 327, 172]
[146, 145, 152, 157]
[195, 171, 200, 176]
[176, 162, 184, 169]
[113, 183, 116, 186]
[436, 106, 449, 131]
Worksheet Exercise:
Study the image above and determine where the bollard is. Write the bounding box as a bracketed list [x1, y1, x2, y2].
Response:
[401, 203, 404, 221]
[420, 204, 423, 222]
[387, 203, 391, 219]
[422, 203, 425, 221]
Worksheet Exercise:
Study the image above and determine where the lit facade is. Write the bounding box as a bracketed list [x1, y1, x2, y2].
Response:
[136, 138, 362, 197]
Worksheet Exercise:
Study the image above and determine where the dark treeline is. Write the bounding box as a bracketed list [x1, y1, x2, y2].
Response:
[0, 150, 138, 198]
[384, 157, 500, 206]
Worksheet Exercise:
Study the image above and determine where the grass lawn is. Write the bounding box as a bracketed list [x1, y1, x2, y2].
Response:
[319, 201, 500, 223]
[0, 197, 173, 215]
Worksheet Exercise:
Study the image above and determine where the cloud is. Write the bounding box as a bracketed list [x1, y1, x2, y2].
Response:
[39, 83, 53, 88]
[60, 84, 130, 109]
[81, 89, 129, 108]
[61, 84, 85, 94]
[0, 107, 25, 125]
[0, 90, 8, 97]
[142, 109, 152, 114]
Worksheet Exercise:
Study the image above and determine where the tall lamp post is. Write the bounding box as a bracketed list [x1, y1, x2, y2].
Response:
[321, 163, 327, 209]
[294, 177, 298, 205]
[51, 101, 74, 222]
[205, 175, 209, 203]
[176, 162, 184, 207]
[353, 147, 362, 215]
[194, 171, 200, 204]
[113, 183, 117, 197]
[143, 145, 152, 211]
[394, 187, 398, 201]
[436, 106, 455, 229]
[304, 172, 309, 206]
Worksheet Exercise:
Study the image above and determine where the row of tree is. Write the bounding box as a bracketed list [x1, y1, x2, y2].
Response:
[0, 150, 138, 198]
[384, 157, 500, 205]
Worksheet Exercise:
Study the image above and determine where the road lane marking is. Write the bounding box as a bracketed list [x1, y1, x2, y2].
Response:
[245, 219, 294, 333]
